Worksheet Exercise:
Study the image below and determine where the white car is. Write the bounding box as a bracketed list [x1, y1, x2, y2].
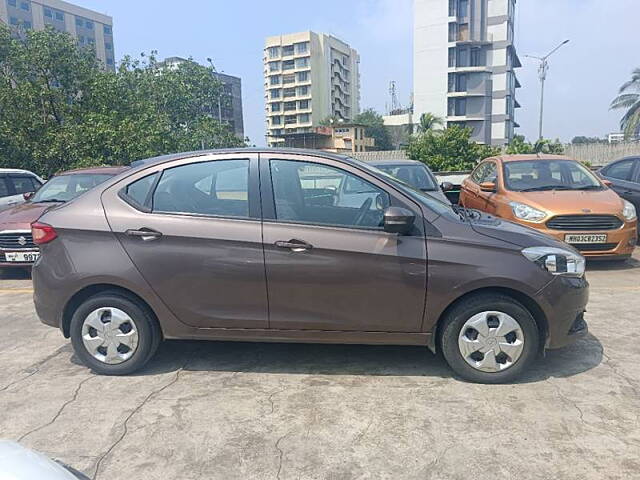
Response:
[0, 441, 89, 479]
[0, 168, 45, 212]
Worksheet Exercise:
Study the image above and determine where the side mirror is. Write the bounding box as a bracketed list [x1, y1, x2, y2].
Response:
[383, 207, 415, 235]
[440, 181, 454, 192]
[479, 181, 497, 193]
[23, 191, 35, 201]
[602, 179, 613, 188]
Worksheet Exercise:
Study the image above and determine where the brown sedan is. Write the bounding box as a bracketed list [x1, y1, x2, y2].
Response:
[460, 154, 637, 260]
[32, 149, 589, 383]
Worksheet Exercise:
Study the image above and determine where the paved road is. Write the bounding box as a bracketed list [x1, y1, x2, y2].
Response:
[0, 254, 639, 479]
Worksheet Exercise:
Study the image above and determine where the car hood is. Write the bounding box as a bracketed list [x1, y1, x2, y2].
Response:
[510, 188, 624, 216]
[0, 202, 55, 230]
[468, 211, 574, 251]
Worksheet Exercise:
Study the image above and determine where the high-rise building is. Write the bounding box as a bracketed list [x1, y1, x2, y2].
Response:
[414, 0, 521, 145]
[264, 31, 361, 146]
[161, 57, 245, 139]
[0, 0, 115, 70]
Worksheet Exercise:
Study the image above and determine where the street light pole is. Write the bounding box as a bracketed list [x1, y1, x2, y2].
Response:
[525, 39, 569, 140]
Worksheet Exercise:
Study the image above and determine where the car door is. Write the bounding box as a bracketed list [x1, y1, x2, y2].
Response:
[0, 175, 21, 211]
[102, 154, 268, 329]
[260, 154, 427, 332]
[601, 158, 640, 211]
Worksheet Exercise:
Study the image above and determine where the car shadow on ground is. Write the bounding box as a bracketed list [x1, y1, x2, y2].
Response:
[586, 255, 640, 271]
[91, 332, 603, 385]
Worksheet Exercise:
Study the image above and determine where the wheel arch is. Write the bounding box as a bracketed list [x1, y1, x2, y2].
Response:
[61, 283, 161, 339]
[429, 286, 548, 353]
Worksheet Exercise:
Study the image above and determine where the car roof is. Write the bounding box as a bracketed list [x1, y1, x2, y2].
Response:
[56, 166, 130, 176]
[367, 159, 425, 167]
[129, 148, 358, 170]
[0, 168, 38, 175]
[491, 154, 575, 163]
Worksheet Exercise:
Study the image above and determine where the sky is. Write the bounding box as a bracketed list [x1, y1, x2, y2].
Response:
[72, 0, 639, 146]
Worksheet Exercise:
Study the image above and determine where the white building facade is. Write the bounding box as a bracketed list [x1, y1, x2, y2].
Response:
[414, 0, 521, 145]
[264, 31, 361, 146]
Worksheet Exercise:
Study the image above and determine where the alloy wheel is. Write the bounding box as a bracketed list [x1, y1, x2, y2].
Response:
[81, 307, 139, 365]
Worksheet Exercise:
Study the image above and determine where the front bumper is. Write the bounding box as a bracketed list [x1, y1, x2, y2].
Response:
[525, 220, 637, 258]
[537, 275, 589, 349]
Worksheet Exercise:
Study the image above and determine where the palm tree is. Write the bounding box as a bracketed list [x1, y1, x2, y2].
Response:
[417, 112, 444, 133]
[611, 68, 640, 139]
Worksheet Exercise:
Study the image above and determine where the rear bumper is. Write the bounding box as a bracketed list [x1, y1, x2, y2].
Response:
[537, 275, 589, 349]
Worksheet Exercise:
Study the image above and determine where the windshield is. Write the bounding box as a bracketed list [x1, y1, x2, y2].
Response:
[350, 158, 459, 220]
[503, 160, 602, 192]
[32, 173, 114, 203]
[374, 164, 438, 191]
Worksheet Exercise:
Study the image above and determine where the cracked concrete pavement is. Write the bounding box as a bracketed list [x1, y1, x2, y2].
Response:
[0, 252, 639, 479]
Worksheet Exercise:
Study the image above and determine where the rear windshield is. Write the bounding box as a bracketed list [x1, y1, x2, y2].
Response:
[374, 164, 438, 191]
[32, 173, 114, 202]
[503, 160, 602, 192]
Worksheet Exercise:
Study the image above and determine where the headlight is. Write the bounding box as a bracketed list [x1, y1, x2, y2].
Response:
[509, 202, 547, 222]
[522, 247, 585, 277]
[622, 200, 637, 221]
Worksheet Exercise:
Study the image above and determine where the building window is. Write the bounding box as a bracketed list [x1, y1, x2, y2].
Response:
[299, 100, 309, 110]
[20, 1, 29, 11]
[272, 116, 282, 126]
[271, 103, 281, 112]
[448, 23, 457, 42]
[448, 0, 456, 16]
[298, 113, 310, 123]
[458, 0, 469, 17]
[282, 74, 295, 85]
[104, 25, 112, 35]
[269, 61, 280, 72]
[75, 17, 83, 26]
[44, 7, 52, 18]
[282, 45, 295, 56]
[8, 0, 16, 6]
[284, 101, 296, 112]
[448, 98, 466, 116]
[106, 58, 114, 66]
[9, 16, 18, 25]
[297, 71, 309, 82]
[55, 11, 63, 21]
[295, 57, 309, 68]
[295, 42, 309, 54]
[23, 20, 31, 29]
[268, 46, 280, 59]
[297, 86, 309, 96]
[105, 43, 113, 51]
[457, 47, 469, 67]
[283, 87, 296, 98]
[284, 115, 297, 125]
[270, 89, 281, 99]
[78, 35, 85, 44]
[448, 48, 455, 67]
[458, 23, 469, 41]
[470, 48, 483, 67]
[282, 59, 295, 71]
[270, 75, 281, 86]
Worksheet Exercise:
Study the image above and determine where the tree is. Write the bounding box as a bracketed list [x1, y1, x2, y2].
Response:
[353, 108, 393, 151]
[417, 112, 444, 133]
[405, 125, 501, 172]
[610, 68, 640, 139]
[571, 136, 605, 145]
[0, 26, 244, 177]
[505, 135, 565, 155]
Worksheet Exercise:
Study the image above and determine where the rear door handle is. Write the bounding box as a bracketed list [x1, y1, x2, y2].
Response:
[275, 239, 313, 252]
[125, 228, 163, 241]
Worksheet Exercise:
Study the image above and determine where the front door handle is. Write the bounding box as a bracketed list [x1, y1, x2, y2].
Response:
[125, 228, 163, 241]
[275, 239, 313, 252]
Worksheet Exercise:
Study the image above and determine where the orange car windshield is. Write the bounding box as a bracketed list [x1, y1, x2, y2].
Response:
[503, 160, 602, 192]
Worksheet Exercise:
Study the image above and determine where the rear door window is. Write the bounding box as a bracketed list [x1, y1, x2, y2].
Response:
[605, 159, 634, 181]
[0, 176, 10, 198]
[152, 159, 249, 218]
[10, 176, 39, 194]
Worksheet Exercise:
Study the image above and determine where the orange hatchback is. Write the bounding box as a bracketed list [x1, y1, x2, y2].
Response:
[460, 154, 638, 260]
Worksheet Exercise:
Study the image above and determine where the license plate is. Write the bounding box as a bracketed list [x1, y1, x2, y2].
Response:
[4, 251, 40, 262]
[564, 234, 607, 244]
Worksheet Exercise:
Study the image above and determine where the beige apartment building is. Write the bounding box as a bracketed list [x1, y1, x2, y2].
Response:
[264, 31, 361, 146]
[0, 0, 115, 70]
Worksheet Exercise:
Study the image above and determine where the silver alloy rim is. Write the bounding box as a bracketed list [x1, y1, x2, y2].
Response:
[458, 311, 525, 373]
[81, 307, 139, 365]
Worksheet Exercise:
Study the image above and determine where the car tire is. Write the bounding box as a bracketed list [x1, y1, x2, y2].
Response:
[70, 292, 162, 375]
[440, 293, 540, 384]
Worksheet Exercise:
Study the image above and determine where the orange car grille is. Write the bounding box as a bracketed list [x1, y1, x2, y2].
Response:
[546, 215, 623, 231]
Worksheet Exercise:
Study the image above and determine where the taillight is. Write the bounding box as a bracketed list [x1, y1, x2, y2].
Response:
[31, 222, 58, 245]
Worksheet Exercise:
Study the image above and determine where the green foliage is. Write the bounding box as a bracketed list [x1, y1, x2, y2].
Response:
[611, 67, 640, 139]
[405, 125, 501, 172]
[0, 26, 244, 177]
[353, 108, 393, 151]
[417, 112, 444, 133]
[571, 136, 605, 145]
[505, 135, 565, 155]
